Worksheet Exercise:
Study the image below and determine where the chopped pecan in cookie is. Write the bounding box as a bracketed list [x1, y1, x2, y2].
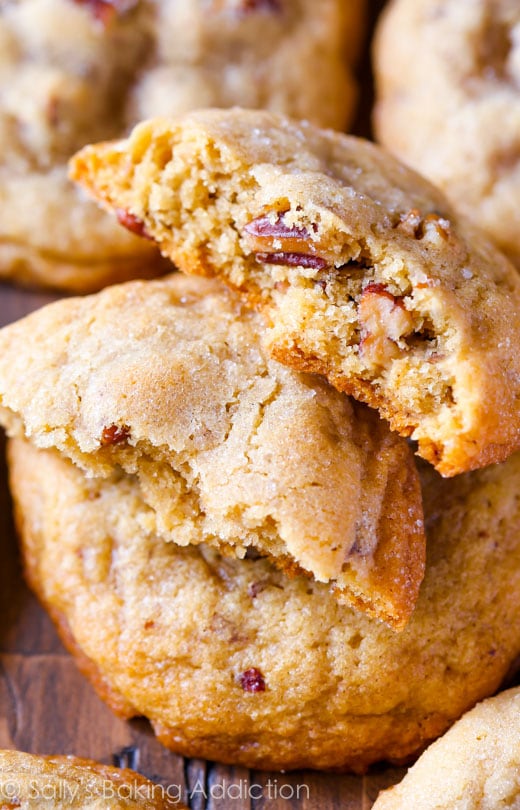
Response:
[239, 667, 266, 692]
[70, 109, 520, 476]
[100, 424, 130, 446]
[358, 283, 415, 369]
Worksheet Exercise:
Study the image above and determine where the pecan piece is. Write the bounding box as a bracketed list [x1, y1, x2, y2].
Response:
[396, 208, 423, 238]
[100, 424, 130, 446]
[244, 213, 309, 241]
[396, 209, 451, 241]
[241, 0, 281, 11]
[115, 208, 152, 240]
[211, 0, 281, 13]
[72, 0, 137, 25]
[245, 211, 326, 268]
[423, 212, 451, 241]
[72, 0, 116, 25]
[239, 667, 266, 693]
[247, 581, 265, 598]
[255, 251, 328, 270]
[358, 283, 414, 369]
[244, 211, 318, 253]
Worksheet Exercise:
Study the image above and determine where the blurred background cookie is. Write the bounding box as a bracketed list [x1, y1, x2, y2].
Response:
[0, 0, 365, 291]
[373, 687, 520, 810]
[9, 436, 520, 772]
[373, 0, 520, 268]
[0, 748, 182, 808]
[0, 0, 162, 291]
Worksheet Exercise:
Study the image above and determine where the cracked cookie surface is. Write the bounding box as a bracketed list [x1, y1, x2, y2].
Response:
[9, 438, 520, 772]
[374, 0, 520, 268]
[70, 109, 520, 476]
[0, 0, 363, 290]
[0, 273, 424, 629]
[373, 687, 520, 810]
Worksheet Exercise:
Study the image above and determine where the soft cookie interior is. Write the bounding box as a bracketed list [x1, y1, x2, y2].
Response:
[70, 110, 520, 476]
[0, 274, 425, 629]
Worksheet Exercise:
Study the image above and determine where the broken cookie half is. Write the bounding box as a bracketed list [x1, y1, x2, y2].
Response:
[0, 274, 424, 630]
[71, 109, 520, 476]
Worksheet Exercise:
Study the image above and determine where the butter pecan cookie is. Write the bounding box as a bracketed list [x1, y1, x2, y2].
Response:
[0, 273, 424, 629]
[0, 0, 162, 291]
[9, 437, 520, 771]
[0, 749, 181, 808]
[71, 109, 520, 475]
[373, 688, 520, 810]
[374, 0, 520, 268]
[0, 0, 363, 290]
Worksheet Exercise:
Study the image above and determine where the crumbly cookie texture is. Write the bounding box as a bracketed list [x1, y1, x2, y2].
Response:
[0, 749, 180, 809]
[10, 437, 520, 772]
[373, 687, 520, 810]
[374, 0, 520, 269]
[0, 274, 424, 630]
[0, 0, 362, 291]
[70, 109, 520, 476]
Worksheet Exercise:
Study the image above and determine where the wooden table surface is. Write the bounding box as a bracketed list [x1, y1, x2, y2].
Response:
[0, 3, 408, 806]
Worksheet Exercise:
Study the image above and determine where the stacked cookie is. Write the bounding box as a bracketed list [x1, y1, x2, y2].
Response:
[0, 274, 425, 630]
[2, 109, 520, 773]
[71, 109, 520, 476]
[0, 0, 363, 292]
